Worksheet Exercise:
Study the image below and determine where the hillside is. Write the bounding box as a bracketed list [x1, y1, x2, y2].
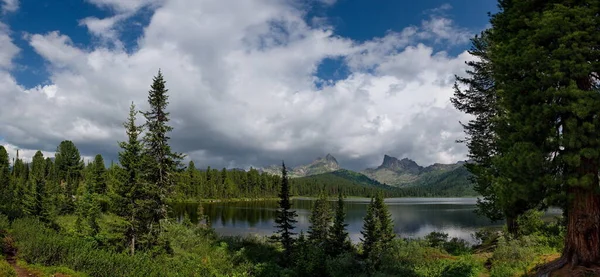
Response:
[361, 155, 471, 188]
[260, 154, 341, 177]
[291, 169, 399, 197]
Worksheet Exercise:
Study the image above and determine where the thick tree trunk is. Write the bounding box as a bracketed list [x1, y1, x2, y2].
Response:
[562, 184, 600, 266]
[506, 215, 518, 236]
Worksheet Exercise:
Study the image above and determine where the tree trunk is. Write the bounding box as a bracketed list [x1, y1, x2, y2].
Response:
[506, 215, 518, 236]
[562, 184, 600, 266]
[130, 235, 135, 256]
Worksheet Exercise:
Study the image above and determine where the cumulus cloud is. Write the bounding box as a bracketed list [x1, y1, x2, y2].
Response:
[0, 23, 19, 69]
[0, 0, 475, 170]
[1, 0, 18, 13]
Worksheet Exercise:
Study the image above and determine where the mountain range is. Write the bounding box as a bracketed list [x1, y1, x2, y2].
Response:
[259, 154, 474, 196]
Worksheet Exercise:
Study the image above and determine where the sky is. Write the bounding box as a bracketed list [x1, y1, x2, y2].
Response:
[0, 0, 498, 170]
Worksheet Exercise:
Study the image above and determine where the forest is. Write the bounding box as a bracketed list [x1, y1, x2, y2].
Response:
[2, 1, 600, 276]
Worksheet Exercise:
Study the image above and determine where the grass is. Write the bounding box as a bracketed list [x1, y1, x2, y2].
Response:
[16, 260, 87, 277]
[0, 258, 16, 277]
[4, 211, 564, 277]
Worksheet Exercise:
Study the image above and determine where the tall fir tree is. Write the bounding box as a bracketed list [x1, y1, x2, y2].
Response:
[307, 193, 332, 245]
[274, 161, 298, 263]
[27, 151, 52, 223]
[55, 140, 84, 213]
[487, 0, 600, 272]
[118, 102, 145, 255]
[360, 197, 380, 260]
[328, 191, 351, 256]
[90, 154, 107, 194]
[0, 146, 11, 215]
[373, 193, 394, 246]
[140, 70, 184, 251]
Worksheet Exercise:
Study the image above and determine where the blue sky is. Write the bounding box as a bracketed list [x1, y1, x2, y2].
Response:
[0, 0, 497, 169]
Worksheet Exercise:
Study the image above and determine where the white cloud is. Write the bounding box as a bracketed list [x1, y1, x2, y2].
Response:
[0, 0, 475, 170]
[0, 23, 19, 69]
[1, 0, 18, 13]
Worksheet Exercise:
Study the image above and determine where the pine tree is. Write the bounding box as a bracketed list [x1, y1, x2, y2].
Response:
[274, 161, 297, 263]
[307, 193, 332, 245]
[487, 0, 600, 272]
[27, 151, 52, 223]
[118, 102, 145, 255]
[328, 191, 351, 256]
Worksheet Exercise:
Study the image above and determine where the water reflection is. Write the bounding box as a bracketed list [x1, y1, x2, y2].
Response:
[172, 198, 560, 243]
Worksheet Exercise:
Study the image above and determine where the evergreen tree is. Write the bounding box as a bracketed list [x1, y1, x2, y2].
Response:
[90, 154, 106, 194]
[75, 188, 100, 237]
[141, 69, 184, 218]
[487, 1, 600, 271]
[307, 193, 331, 245]
[55, 140, 84, 213]
[328, 191, 350, 256]
[118, 102, 145, 255]
[0, 146, 11, 214]
[26, 151, 52, 223]
[360, 198, 380, 260]
[373, 193, 394, 247]
[274, 161, 297, 263]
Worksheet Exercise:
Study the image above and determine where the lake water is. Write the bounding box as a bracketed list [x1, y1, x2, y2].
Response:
[173, 197, 530, 243]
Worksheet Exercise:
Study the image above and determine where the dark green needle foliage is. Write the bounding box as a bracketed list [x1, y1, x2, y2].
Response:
[274, 161, 297, 263]
[328, 191, 351, 256]
[307, 193, 332, 245]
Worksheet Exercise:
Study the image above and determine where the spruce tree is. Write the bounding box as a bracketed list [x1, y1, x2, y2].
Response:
[360, 198, 380, 260]
[307, 193, 332, 245]
[118, 102, 144, 255]
[274, 161, 297, 263]
[487, 1, 600, 272]
[373, 193, 394, 247]
[328, 191, 351, 256]
[0, 146, 10, 213]
[90, 154, 106, 194]
[139, 70, 184, 250]
[55, 140, 84, 213]
[27, 151, 52, 223]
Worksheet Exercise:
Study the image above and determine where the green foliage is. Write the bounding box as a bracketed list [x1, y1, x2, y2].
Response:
[140, 71, 185, 252]
[425, 232, 449, 248]
[274, 162, 297, 263]
[489, 236, 554, 277]
[0, 259, 16, 277]
[328, 192, 351, 256]
[307, 194, 331, 244]
[11, 217, 259, 277]
[55, 140, 84, 213]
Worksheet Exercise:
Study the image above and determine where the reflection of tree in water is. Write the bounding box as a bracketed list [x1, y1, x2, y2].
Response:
[173, 198, 500, 242]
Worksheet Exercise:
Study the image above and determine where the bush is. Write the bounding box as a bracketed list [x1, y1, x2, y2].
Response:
[490, 236, 553, 277]
[443, 238, 471, 256]
[441, 258, 478, 277]
[0, 259, 16, 277]
[11, 217, 258, 277]
[425, 232, 449, 248]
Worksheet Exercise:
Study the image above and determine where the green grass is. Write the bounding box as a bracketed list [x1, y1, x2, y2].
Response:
[0, 258, 16, 277]
[17, 260, 87, 277]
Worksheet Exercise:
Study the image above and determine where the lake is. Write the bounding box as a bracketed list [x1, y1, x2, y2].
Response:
[173, 197, 528, 243]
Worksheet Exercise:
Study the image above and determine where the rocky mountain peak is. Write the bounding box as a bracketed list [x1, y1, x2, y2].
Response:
[324, 153, 338, 164]
[379, 155, 422, 174]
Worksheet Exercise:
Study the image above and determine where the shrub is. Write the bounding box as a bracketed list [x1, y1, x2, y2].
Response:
[425, 232, 449, 248]
[443, 238, 471, 256]
[11, 217, 258, 277]
[490, 236, 553, 277]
